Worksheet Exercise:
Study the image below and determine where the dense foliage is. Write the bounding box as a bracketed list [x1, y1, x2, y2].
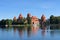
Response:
[50, 15, 60, 24]
[0, 19, 12, 25]
[0, 17, 32, 25]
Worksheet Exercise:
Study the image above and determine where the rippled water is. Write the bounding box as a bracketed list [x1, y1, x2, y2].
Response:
[0, 26, 60, 40]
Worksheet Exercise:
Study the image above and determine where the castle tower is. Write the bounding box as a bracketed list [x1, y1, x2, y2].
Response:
[27, 13, 31, 17]
[13, 16, 17, 21]
[41, 14, 46, 22]
[31, 16, 39, 24]
[18, 13, 23, 19]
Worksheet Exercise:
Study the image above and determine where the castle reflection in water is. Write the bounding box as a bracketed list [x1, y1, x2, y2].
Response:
[1, 25, 60, 40]
[12, 25, 56, 38]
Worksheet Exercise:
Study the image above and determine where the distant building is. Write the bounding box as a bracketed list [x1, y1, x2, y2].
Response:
[17, 13, 24, 24]
[26, 13, 31, 24]
[41, 14, 46, 26]
[27, 13, 31, 17]
[13, 16, 17, 21]
[41, 14, 46, 23]
[18, 13, 23, 19]
[12, 16, 17, 25]
[26, 13, 39, 24]
[31, 16, 39, 24]
[13, 13, 46, 25]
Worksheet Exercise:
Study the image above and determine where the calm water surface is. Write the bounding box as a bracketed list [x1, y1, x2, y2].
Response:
[0, 26, 60, 40]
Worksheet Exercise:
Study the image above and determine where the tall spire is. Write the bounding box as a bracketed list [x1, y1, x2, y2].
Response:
[41, 14, 46, 22]
[27, 13, 31, 17]
[13, 16, 17, 21]
[18, 13, 23, 19]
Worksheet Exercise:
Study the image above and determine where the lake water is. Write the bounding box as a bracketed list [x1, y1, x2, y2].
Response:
[0, 26, 60, 40]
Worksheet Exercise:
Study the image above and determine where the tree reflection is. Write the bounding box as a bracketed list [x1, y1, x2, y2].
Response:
[17, 28, 24, 38]
[41, 30, 45, 37]
[13, 27, 17, 33]
[41, 25, 46, 37]
[27, 26, 31, 37]
[50, 30, 54, 37]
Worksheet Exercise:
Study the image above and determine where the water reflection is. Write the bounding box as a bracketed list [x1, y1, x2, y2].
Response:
[50, 30, 54, 37]
[50, 25, 60, 29]
[41, 29, 46, 36]
[27, 27, 31, 37]
[0, 25, 60, 40]
[17, 28, 24, 38]
[13, 26, 40, 38]
[12, 25, 48, 38]
[13, 28, 17, 33]
[32, 26, 39, 35]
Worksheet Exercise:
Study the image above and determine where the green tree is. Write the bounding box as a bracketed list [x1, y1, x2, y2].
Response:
[6, 19, 12, 25]
[50, 15, 60, 24]
[0, 19, 6, 25]
[26, 17, 31, 24]
[50, 15, 55, 24]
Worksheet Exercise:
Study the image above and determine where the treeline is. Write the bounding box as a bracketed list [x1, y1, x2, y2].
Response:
[50, 15, 60, 24]
[0, 19, 12, 25]
[0, 17, 31, 26]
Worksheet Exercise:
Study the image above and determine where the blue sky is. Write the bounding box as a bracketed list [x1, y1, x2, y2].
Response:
[0, 0, 60, 20]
